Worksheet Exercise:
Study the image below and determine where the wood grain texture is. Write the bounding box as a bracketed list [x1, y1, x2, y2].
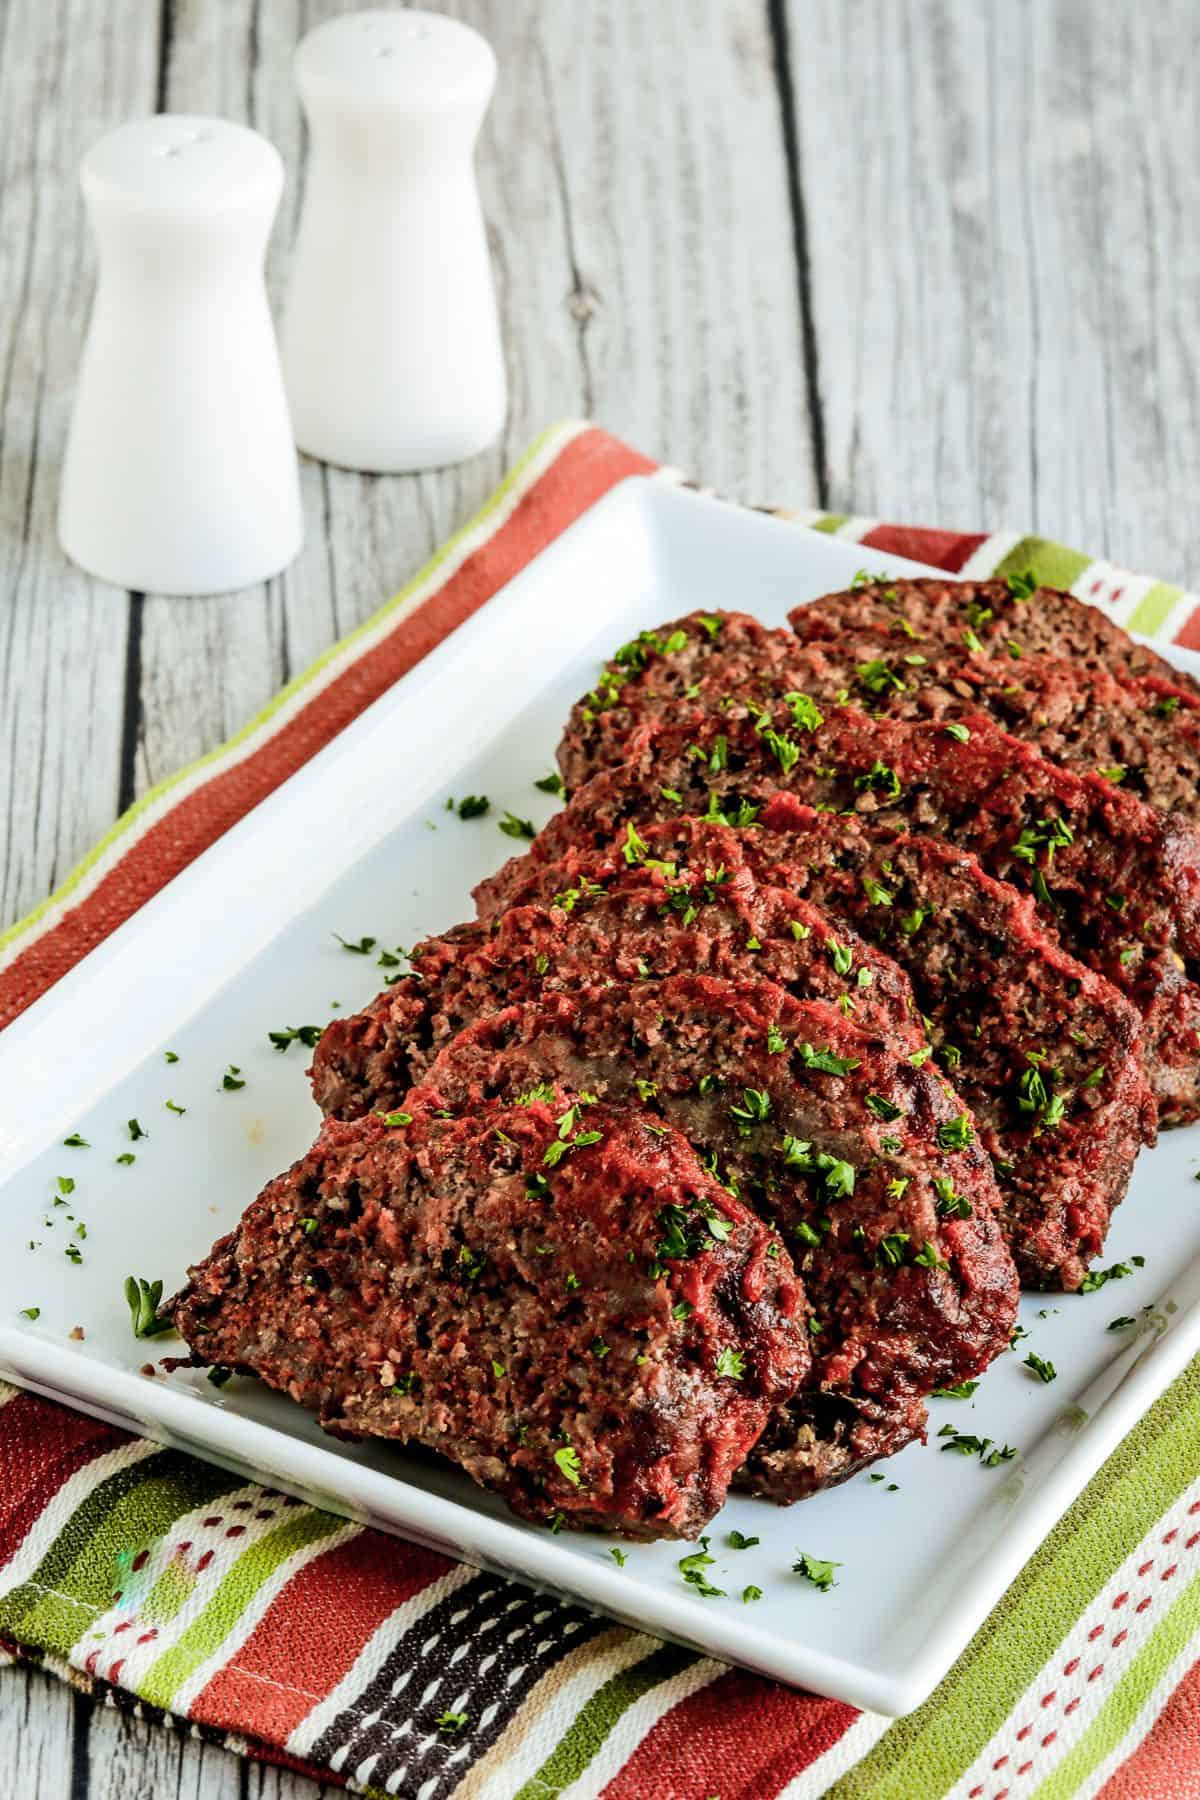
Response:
[786, 0, 1200, 579]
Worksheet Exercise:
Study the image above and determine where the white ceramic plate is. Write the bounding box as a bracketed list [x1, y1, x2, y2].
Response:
[2, 477, 1198, 1717]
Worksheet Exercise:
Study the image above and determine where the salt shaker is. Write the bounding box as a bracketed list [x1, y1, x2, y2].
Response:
[59, 116, 303, 596]
[281, 10, 507, 473]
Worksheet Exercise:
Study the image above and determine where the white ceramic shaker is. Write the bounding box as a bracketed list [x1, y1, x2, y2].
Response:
[59, 116, 303, 596]
[281, 9, 507, 473]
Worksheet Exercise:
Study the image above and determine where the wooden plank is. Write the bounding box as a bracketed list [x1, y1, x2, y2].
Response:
[0, 0, 158, 931]
[785, 0, 1200, 583]
[132, 0, 813, 794]
[0, 1663, 80, 1798]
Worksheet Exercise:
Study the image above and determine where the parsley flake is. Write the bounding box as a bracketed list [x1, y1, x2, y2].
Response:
[125, 1276, 173, 1339]
[792, 1551, 840, 1593]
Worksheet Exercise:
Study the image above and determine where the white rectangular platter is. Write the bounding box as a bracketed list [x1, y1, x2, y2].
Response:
[2, 476, 1198, 1716]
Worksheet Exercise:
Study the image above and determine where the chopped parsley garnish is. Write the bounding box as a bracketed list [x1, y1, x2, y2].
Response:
[797, 1043, 861, 1076]
[762, 728, 800, 773]
[436, 1712, 468, 1734]
[553, 1444, 583, 1487]
[782, 1137, 856, 1201]
[62, 1133, 89, 1148]
[944, 721, 971, 743]
[1024, 1352, 1057, 1384]
[221, 1066, 246, 1091]
[333, 933, 376, 954]
[875, 1232, 910, 1268]
[865, 1093, 902, 1122]
[377, 1110, 413, 1127]
[730, 1088, 772, 1133]
[936, 1114, 973, 1151]
[792, 1551, 840, 1593]
[855, 760, 902, 800]
[1079, 1257, 1143, 1293]
[914, 1241, 950, 1271]
[452, 794, 490, 819]
[1157, 694, 1182, 718]
[269, 1025, 323, 1052]
[57, 1176, 75, 1196]
[1108, 1316, 1136, 1332]
[18, 1307, 39, 1321]
[165, 1099, 186, 1116]
[861, 875, 893, 907]
[785, 691, 825, 732]
[457, 1245, 487, 1283]
[932, 1380, 979, 1399]
[742, 1585, 763, 1603]
[116, 1153, 136, 1166]
[727, 1529, 760, 1549]
[1006, 569, 1038, 600]
[164, 1050, 179, 1063]
[857, 658, 906, 696]
[125, 1276, 173, 1339]
[499, 811, 536, 840]
[932, 1177, 972, 1219]
[1096, 766, 1126, 784]
[900, 907, 928, 937]
[678, 1538, 726, 1597]
[829, 940, 854, 976]
[300, 1217, 319, 1236]
[766, 1026, 787, 1055]
[714, 1347, 745, 1380]
[938, 1426, 1017, 1467]
[623, 821, 648, 865]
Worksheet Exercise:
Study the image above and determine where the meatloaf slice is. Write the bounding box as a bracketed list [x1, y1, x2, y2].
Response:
[558, 609, 803, 792]
[478, 704, 1200, 1123]
[788, 575, 1200, 702]
[495, 812, 1154, 1289]
[769, 630, 1200, 823]
[309, 826, 921, 1121]
[167, 1095, 808, 1540]
[418, 975, 1018, 1499]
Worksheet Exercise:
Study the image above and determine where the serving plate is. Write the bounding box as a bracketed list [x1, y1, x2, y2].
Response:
[2, 476, 1198, 1716]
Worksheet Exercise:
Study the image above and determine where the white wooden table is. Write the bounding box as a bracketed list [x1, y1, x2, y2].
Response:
[2, 1, 1198, 1793]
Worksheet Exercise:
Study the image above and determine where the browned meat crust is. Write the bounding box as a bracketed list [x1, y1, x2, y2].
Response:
[309, 824, 921, 1121]
[481, 703, 1200, 1124]
[557, 609, 802, 792]
[417, 974, 1018, 1499]
[788, 576, 1200, 702]
[498, 813, 1152, 1290]
[167, 1096, 809, 1540]
[768, 629, 1200, 823]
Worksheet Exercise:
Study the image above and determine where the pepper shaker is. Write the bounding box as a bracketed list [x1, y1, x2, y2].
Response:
[59, 115, 303, 596]
[281, 10, 507, 473]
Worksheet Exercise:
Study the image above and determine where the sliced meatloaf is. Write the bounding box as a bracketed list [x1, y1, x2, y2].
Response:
[478, 704, 1200, 1123]
[768, 630, 1200, 822]
[558, 609, 803, 792]
[496, 813, 1155, 1289]
[309, 827, 921, 1120]
[788, 575, 1200, 702]
[418, 974, 1018, 1500]
[167, 1095, 808, 1540]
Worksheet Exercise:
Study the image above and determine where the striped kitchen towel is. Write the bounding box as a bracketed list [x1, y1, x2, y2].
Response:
[2, 421, 1200, 1798]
